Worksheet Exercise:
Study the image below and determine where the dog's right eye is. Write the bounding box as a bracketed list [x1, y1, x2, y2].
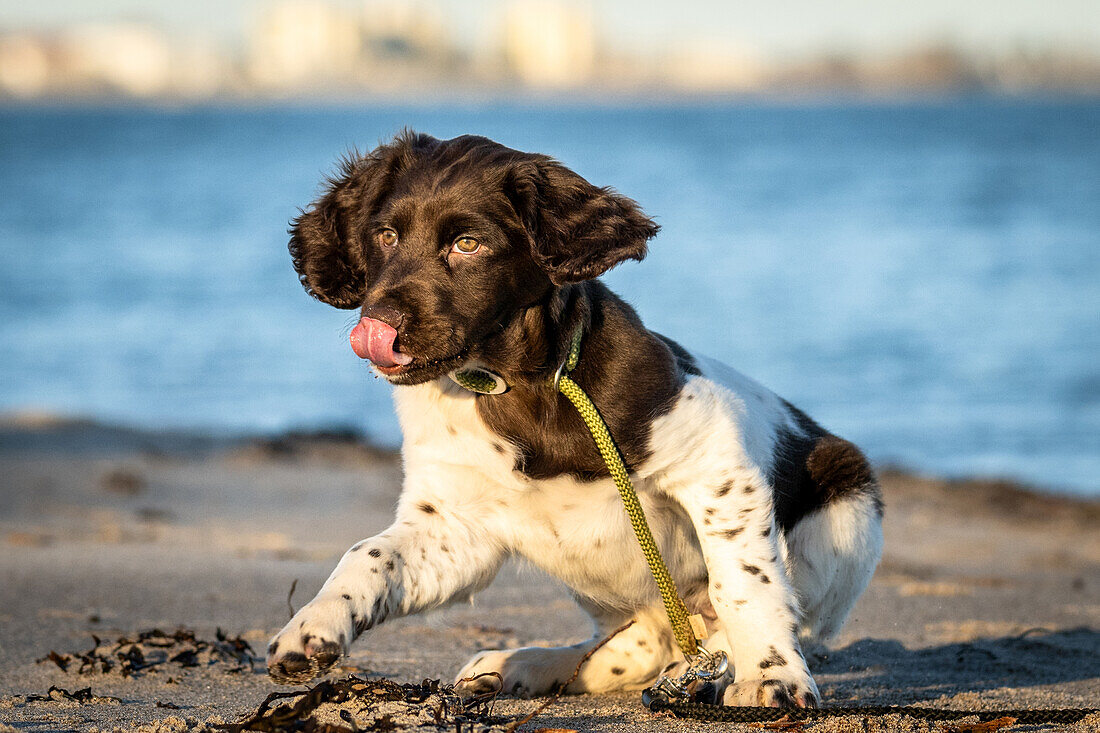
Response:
[377, 229, 398, 247]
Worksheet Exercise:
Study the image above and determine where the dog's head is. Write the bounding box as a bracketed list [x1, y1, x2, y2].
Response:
[290, 131, 658, 384]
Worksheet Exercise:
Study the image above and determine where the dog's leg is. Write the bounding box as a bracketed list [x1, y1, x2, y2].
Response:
[455, 603, 679, 698]
[267, 499, 504, 684]
[784, 492, 883, 644]
[678, 475, 819, 708]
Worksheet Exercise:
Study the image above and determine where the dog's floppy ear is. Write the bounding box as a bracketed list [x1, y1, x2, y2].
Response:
[508, 158, 659, 285]
[288, 160, 369, 309]
[289, 131, 437, 308]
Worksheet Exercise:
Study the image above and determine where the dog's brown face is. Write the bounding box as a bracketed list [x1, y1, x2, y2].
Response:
[290, 132, 659, 384]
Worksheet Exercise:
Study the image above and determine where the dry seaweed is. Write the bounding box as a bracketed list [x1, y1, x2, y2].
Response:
[287, 579, 299, 619]
[214, 675, 512, 732]
[38, 626, 255, 677]
[25, 686, 122, 704]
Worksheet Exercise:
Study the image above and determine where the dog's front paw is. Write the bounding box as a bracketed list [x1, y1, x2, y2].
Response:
[722, 672, 819, 708]
[455, 648, 563, 699]
[267, 595, 354, 684]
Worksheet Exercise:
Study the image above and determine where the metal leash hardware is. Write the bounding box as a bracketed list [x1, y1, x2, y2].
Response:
[641, 643, 729, 709]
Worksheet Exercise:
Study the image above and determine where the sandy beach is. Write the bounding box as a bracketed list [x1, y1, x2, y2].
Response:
[1, 415, 1097, 732]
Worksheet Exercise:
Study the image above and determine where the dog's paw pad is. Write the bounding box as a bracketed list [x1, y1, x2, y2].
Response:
[267, 651, 314, 684]
[304, 639, 343, 670]
[266, 602, 352, 685]
[267, 639, 345, 684]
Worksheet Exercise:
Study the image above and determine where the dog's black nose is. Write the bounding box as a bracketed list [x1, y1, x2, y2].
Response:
[362, 304, 405, 331]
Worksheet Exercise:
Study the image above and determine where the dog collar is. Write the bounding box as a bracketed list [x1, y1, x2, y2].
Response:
[447, 326, 585, 396]
[447, 365, 509, 395]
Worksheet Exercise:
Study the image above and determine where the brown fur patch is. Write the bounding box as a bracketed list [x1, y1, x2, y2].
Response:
[807, 436, 877, 494]
[769, 401, 882, 531]
[476, 281, 693, 480]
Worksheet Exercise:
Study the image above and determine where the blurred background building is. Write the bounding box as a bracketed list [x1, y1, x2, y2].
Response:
[1, 0, 1098, 101]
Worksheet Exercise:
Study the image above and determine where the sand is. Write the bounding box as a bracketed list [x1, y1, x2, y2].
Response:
[0, 415, 1097, 732]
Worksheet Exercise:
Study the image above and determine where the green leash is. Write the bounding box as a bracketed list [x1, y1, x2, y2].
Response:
[451, 327, 701, 657]
[553, 328, 701, 658]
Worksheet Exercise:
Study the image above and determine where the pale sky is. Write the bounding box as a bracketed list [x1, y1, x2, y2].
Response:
[2, 0, 1098, 58]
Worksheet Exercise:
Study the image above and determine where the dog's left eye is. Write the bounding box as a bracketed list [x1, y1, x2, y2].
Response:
[378, 229, 398, 247]
[451, 236, 480, 255]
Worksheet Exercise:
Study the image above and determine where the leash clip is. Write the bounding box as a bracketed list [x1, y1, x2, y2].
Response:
[552, 324, 584, 392]
[551, 357, 568, 392]
[642, 644, 729, 708]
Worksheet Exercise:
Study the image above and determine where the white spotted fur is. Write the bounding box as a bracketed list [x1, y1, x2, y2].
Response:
[267, 354, 883, 706]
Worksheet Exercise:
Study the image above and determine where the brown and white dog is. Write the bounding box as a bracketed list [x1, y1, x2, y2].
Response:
[266, 131, 883, 708]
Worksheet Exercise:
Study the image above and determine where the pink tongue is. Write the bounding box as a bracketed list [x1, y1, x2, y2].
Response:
[350, 317, 413, 368]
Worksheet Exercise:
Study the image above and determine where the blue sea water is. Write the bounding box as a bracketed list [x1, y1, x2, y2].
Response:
[0, 100, 1097, 495]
